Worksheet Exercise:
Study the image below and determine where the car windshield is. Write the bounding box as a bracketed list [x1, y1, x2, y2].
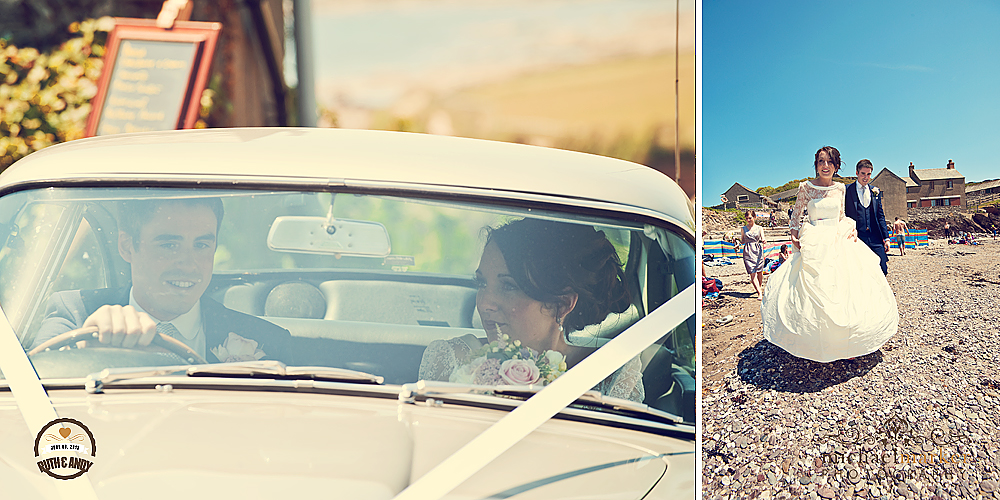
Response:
[0, 187, 695, 423]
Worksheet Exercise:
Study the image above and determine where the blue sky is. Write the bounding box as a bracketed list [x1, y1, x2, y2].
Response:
[702, 1, 1000, 205]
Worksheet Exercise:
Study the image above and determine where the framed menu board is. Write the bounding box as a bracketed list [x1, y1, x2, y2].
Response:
[85, 19, 221, 137]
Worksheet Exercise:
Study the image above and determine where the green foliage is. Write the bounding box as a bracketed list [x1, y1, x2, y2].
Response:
[757, 176, 853, 197]
[0, 2, 159, 51]
[967, 179, 999, 188]
[0, 17, 112, 170]
[757, 177, 810, 196]
[705, 207, 745, 223]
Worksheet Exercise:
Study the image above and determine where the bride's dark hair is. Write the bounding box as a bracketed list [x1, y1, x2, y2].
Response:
[484, 218, 631, 333]
[814, 146, 841, 175]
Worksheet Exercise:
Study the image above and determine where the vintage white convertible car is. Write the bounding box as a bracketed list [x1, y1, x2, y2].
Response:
[0, 128, 696, 499]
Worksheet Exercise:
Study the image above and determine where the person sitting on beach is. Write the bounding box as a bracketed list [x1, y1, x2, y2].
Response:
[766, 244, 791, 273]
[703, 261, 723, 298]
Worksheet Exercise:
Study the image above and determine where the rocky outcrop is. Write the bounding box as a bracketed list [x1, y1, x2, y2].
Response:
[906, 207, 1000, 238]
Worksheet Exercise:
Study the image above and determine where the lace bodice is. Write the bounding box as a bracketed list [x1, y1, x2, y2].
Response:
[417, 336, 646, 403]
[789, 181, 846, 231]
[418, 334, 481, 382]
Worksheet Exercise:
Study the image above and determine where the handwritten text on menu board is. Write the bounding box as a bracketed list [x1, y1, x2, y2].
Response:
[96, 40, 196, 135]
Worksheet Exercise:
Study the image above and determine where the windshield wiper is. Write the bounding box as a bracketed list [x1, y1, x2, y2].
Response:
[84, 365, 190, 393]
[186, 360, 384, 384]
[398, 380, 687, 425]
[84, 360, 383, 394]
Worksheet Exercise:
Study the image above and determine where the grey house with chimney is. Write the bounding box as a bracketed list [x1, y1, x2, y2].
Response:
[906, 160, 965, 208]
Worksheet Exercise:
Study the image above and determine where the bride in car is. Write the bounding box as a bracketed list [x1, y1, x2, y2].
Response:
[418, 218, 644, 402]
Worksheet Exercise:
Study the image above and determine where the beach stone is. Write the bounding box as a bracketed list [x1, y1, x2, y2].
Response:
[848, 469, 862, 484]
[982, 479, 998, 493]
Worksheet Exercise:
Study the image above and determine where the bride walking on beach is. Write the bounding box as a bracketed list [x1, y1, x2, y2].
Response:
[761, 146, 898, 362]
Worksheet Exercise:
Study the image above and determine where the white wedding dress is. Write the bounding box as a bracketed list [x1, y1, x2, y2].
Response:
[762, 181, 898, 362]
[418, 334, 645, 403]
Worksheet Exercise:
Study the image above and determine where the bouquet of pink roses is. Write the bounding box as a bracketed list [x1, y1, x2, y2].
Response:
[449, 334, 567, 386]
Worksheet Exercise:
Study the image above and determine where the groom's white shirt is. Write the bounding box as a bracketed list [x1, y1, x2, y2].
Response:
[856, 182, 871, 208]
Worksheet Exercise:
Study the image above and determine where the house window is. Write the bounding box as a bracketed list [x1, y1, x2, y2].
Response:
[929, 181, 935, 189]
[907, 201, 915, 208]
[947, 180, 954, 189]
[906, 186, 915, 193]
[737, 195, 749, 202]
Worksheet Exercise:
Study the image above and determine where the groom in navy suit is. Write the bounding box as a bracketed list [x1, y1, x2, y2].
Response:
[845, 159, 890, 275]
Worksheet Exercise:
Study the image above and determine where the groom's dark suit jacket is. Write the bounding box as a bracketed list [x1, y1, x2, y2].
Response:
[845, 181, 889, 275]
[32, 288, 295, 363]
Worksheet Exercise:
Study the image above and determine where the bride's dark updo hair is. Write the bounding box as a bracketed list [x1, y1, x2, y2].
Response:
[484, 219, 632, 333]
[813, 145, 842, 175]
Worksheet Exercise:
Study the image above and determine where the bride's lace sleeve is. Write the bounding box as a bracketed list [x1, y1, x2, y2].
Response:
[418, 336, 478, 382]
[789, 182, 810, 231]
[594, 356, 644, 403]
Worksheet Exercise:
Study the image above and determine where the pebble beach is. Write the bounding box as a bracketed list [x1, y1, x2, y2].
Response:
[701, 238, 1000, 499]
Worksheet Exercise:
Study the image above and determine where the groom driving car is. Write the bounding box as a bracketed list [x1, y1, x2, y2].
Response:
[30, 197, 293, 363]
[845, 159, 890, 275]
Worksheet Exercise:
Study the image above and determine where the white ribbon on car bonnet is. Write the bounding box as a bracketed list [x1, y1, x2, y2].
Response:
[392, 282, 696, 500]
[0, 309, 100, 500]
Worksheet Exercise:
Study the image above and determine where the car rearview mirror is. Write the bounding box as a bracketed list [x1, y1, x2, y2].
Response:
[267, 216, 391, 257]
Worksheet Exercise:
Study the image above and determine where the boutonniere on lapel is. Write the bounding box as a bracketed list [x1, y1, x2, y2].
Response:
[871, 186, 880, 197]
[211, 332, 266, 362]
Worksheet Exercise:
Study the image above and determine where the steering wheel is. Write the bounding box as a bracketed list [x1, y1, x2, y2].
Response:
[27, 327, 209, 364]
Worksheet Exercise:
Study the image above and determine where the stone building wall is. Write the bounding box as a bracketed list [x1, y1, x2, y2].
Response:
[872, 174, 906, 224]
[906, 206, 964, 225]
